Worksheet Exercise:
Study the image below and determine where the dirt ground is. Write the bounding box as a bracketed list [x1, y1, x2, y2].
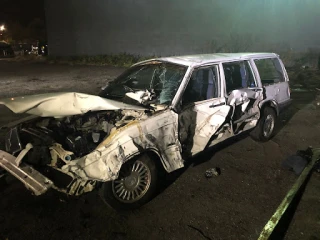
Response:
[0, 60, 320, 240]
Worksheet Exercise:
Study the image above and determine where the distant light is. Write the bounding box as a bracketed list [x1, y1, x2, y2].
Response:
[0, 25, 5, 31]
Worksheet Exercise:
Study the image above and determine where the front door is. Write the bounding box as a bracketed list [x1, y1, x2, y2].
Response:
[179, 65, 231, 156]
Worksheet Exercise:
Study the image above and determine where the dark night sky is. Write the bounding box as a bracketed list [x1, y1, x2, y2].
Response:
[0, 0, 45, 26]
[1, 0, 320, 55]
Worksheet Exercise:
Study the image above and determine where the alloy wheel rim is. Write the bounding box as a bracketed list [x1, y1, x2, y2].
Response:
[263, 114, 275, 138]
[112, 160, 151, 203]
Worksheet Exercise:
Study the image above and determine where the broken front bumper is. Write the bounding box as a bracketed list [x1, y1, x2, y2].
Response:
[0, 150, 53, 195]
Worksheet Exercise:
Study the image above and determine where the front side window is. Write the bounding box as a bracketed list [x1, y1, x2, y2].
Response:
[182, 66, 220, 105]
[99, 62, 187, 105]
[223, 61, 256, 93]
[254, 58, 285, 85]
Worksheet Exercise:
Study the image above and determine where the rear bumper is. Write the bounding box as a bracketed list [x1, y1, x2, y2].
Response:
[0, 150, 53, 195]
[279, 99, 293, 114]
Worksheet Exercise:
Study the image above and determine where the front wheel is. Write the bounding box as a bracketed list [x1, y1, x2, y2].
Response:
[250, 107, 276, 142]
[100, 154, 158, 210]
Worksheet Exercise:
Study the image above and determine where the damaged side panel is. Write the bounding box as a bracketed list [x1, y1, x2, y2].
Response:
[227, 88, 264, 132]
[61, 110, 183, 184]
[179, 99, 231, 156]
[179, 88, 264, 157]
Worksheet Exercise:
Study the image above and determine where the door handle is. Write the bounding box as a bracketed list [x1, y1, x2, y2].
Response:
[209, 102, 225, 108]
[249, 88, 263, 92]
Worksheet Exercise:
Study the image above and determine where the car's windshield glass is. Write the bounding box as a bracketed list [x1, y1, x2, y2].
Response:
[99, 62, 187, 106]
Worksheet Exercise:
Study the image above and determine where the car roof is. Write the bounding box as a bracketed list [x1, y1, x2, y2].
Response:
[135, 52, 279, 67]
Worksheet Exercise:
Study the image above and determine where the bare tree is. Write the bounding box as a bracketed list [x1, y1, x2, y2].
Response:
[225, 33, 254, 52]
[207, 38, 225, 53]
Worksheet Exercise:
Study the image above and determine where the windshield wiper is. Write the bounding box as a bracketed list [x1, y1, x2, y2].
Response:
[123, 85, 135, 93]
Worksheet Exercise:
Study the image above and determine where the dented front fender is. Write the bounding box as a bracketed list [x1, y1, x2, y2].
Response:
[61, 110, 184, 182]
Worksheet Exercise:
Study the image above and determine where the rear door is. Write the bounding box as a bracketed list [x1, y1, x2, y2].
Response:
[253, 57, 290, 105]
[221, 60, 263, 134]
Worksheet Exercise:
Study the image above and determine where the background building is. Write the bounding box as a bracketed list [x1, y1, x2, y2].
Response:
[45, 0, 320, 56]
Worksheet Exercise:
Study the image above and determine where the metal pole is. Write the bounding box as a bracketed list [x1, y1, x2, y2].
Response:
[258, 148, 320, 240]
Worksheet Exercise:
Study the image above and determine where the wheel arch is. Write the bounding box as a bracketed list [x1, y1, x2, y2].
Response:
[99, 148, 162, 210]
[259, 99, 279, 116]
[122, 148, 170, 174]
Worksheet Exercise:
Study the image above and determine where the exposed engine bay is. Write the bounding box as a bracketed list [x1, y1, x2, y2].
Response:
[5, 109, 148, 188]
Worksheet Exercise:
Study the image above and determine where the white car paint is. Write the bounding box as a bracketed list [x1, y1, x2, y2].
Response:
[0, 92, 146, 117]
[0, 52, 291, 197]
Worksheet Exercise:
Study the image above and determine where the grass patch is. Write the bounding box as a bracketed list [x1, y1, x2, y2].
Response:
[289, 69, 320, 89]
[5, 54, 46, 62]
[47, 53, 156, 67]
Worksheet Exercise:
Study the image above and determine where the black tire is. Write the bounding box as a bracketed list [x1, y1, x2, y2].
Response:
[100, 154, 158, 210]
[250, 107, 277, 142]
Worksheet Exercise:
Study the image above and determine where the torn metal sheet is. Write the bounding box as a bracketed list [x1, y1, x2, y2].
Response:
[181, 104, 231, 156]
[0, 92, 146, 117]
[125, 90, 155, 104]
[0, 149, 53, 195]
[179, 88, 263, 156]
[60, 110, 184, 182]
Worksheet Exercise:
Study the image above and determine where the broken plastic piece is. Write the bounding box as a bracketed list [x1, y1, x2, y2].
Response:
[92, 132, 100, 143]
[282, 155, 309, 175]
[15, 143, 33, 166]
[282, 147, 313, 175]
[205, 168, 220, 178]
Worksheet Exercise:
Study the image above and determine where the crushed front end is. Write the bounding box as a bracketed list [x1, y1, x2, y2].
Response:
[0, 109, 151, 196]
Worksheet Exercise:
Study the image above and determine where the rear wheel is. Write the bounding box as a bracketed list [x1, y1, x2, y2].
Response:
[250, 107, 276, 142]
[100, 154, 158, 210]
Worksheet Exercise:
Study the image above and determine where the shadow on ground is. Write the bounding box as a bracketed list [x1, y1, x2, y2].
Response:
[158, 90, 316, 196]
[274, 91, 316, 137]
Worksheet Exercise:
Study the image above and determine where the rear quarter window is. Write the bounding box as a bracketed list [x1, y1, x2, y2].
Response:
[254, 58, 285, 85]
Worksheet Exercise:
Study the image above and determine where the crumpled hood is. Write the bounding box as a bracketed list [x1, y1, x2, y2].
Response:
[0, 92, 146, 117]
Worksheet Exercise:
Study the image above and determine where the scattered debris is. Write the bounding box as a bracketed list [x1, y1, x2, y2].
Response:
[282, 155, 309, 175]
[205, 168, 220, 178]
[282, 147, 312, 175]
[258, 148, 320, 240]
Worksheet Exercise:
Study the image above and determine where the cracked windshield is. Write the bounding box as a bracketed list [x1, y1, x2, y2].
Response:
[100, 62, 187, 105]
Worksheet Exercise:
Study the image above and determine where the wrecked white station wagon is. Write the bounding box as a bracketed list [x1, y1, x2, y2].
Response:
[0, 53, 291, 209]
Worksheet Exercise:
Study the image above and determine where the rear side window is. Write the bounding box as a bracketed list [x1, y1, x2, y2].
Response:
[222, 61, 256, 93]
[254, 58, 285, 85]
